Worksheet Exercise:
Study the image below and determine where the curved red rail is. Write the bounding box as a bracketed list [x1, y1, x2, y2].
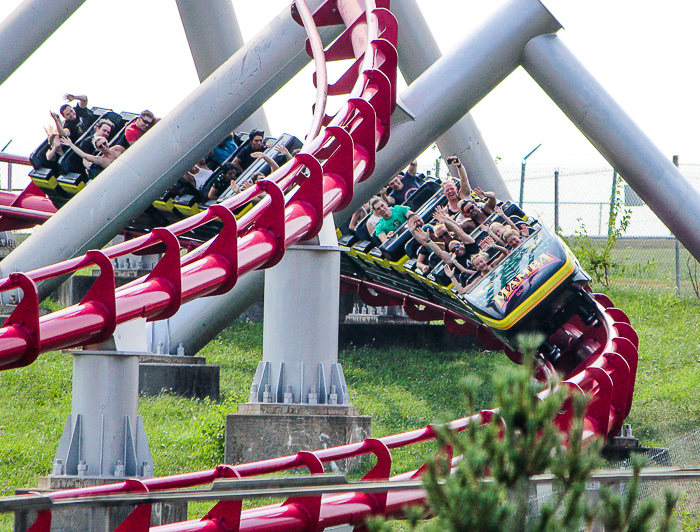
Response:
[9, 1, 638, 531]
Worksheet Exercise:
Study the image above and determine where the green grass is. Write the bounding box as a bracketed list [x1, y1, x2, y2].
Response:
[603, 287, 700, 444]
[0, 287, 699, 526]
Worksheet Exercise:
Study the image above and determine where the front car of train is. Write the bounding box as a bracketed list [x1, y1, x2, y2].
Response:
[460, 225, 596, 359]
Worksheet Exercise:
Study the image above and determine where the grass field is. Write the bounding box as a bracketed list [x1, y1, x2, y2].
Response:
[0, 285, 698, 526]
[568, 236, 699, 296]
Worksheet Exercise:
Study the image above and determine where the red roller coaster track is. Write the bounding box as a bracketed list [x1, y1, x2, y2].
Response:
[0, 1, 636, 530]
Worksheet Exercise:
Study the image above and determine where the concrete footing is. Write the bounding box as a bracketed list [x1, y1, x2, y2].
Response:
[225, 404, 371, 472]
[14, 477, 187, 532]
[138, 354, 220, 401]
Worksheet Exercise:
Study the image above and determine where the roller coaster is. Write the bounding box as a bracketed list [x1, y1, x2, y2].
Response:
[0, 0, 675, 529]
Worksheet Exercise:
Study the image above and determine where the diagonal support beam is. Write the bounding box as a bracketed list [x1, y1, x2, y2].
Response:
[336, 0, 561, 223]
[175, 0, 270, 134]
[392, 0, 511, 200]
[0, 0, 86, 87]
[521, 34, 700, 263]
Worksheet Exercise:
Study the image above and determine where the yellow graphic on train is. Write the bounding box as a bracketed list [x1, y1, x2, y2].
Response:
[492, 252, 561, 311]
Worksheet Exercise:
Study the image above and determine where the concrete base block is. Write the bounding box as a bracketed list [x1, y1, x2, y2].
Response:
[339, 323, 480, 350]
[225, 404, 371, 472]
[138, 354, 220, 401]
[15, 477, 187, 532]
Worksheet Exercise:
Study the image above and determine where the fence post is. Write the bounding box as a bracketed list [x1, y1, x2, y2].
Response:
[554, 169, 559, 235]
[519, 160, 525, 209]
[7, 162, 11, 190]
[608, 169, 617, 237]
[673, 155, 681, 297]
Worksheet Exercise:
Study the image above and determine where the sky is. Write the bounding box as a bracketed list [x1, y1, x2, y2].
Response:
[0, 0, 699, 170]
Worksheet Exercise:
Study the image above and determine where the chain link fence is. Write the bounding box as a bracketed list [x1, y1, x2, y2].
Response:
[5, 156, 700, 296]
[0, 161, 32, 192]
[527, 428, 700, 530]
[416, 157, 700, 298]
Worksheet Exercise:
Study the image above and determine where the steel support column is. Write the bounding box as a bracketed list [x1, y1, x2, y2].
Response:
[253, 243, 344, 405]
[392, 0, 511, 199]
[335, 0, 561, 223]
[52, 351, 153, 478]
[175, 0, 270, 134]
[521, 34, 700, 262]
[0, 0, 86, 87]
[0, 1, 342, 299]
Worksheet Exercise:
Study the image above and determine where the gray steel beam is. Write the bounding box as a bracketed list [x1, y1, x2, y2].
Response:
[0, 0, 86, 87]
[257, 243, 342, 405]
[393, 0, 511, 200]
[521, 34, 700, 262]
[175, 0, 270, 134]
[0, 1, 342, 298]
[335, 0, 561, 223]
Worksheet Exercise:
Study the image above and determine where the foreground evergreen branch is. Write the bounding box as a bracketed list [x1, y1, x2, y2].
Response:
[367, 333, 678, 532]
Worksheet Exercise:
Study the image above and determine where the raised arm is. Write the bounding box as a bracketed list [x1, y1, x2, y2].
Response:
[46, 137, 63, 161]
[408, 223, 451, 263]
[448, 156, 471, 199]
[64, 93, 88, 108]
[406, 160, 418, 177]
[444, 265, 468, 294]
[60, 137, 107, 168]
[479, 235, 509, 256]
[433, 205, 475, 244]
[494, 204, 519, 232]
[274, 144, 293, 162]
[251, 152, 279, 171]
[50, 111, 69, 138]
[473, 187, 497, 213]
[381, 187, 397, 206]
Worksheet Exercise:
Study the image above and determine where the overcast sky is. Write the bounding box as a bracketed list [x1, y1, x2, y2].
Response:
[0, 0, 698, 170]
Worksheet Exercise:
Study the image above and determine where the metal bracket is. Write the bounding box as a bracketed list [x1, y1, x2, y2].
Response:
[145, 228, 182, 321]
[610, 337, 638, 417]
[443, 312, 478, 336]
[114, 479, 151, 532]
[322, 126, 355, 211]
[10, 181, 47, 208]
[285, 451, 324, 532]
[362, 69, 392, 150]
[605, 307, 630, 324]
[2, 273, 40, 370]
[292, 0, 343, 28]
[370, 38, 398, 114]
[253, 180, 287, 269]
[612, 321, 638, 349]
[504, 346, 523, 365]
[79, 250, 116, 345]
[314, 11, 368, 61]
[583, 366, 613, 438]
[346, 98, 377, 181]
[374, 8, 398, 48]
[201, 205, 239, 296]
[402, 299, 443, 322]
[476, 324, 505, 351]
[289, 153, 325, 241]
[591, 293, 613, 309]
[25, 508, 51, 532]
[600, 352, 630, 436]
[358, 283, 401, 307]
[361, 439, 391, 516]
[204, 468, 243, 532]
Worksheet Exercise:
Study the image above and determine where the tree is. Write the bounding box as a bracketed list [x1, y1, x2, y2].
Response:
[367, 334, 677, 532]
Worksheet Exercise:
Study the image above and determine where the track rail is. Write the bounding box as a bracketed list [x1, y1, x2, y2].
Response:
[1, 1, 637, 531]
